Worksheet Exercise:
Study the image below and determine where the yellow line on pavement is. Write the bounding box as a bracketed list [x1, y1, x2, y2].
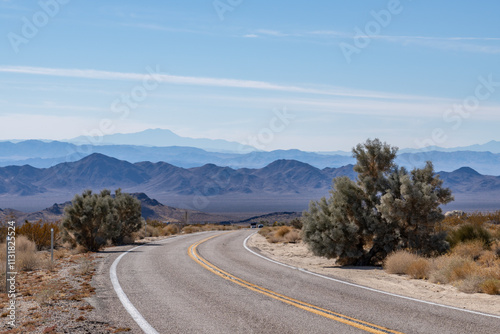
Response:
[188, 234, 405, 334]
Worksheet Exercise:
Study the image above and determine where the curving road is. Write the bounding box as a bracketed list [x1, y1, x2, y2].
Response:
[91, 230, 500, 333]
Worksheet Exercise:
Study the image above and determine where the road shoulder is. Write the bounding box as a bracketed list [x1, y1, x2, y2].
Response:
[247, 233, 500, 316]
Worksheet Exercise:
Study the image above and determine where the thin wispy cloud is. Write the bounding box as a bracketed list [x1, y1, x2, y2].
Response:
[245, 28, 500, 54]
[0, 65, 437, 101]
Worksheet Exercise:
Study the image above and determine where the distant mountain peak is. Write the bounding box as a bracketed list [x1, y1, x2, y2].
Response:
[453, 166, 481, 176]
[68, 128, 257, 153]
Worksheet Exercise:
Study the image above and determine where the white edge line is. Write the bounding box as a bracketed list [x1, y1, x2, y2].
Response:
[110, 244, 160, 334]
[243, 232, 500, 320]
[109, 232, 212, 334]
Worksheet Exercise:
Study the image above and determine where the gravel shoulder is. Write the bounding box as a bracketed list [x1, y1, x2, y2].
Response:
[247, 232, 500, 316]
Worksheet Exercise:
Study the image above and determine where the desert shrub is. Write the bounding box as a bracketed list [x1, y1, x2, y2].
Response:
[18, 220, 60, 251]
[63, 189, 143, 251]
[303, 139, 452, 266]
[430, 255, 480, 285]
[477, 250, 498, 267]
[480, 279, 500, 295]
[290, 218, 303, 229]
[457, 275, 484, 293]
[447, 224, 492, 248]
[407, 258, 431, 279]
[492, 241, 500, 257]
[451, 240, 485, 260]
[275, 226, 291, 238]
[430, 256, 466, 284]
[17, 234, 36, 253]
[384, 250, 420, 275]
[284, 230, 301, 243]
[145, 225, 160, 237]
[258, 227, 273, 238]
[163, 224, 179, 236]
[16, 235, 40, 271]
[267, 235, 281, 243]
[182, 225, 201, 234]
[259, 226, 301, 243]
[111, 189, 144, 245]
[448, 258, 478, 282]
[145, 219, 166, 228]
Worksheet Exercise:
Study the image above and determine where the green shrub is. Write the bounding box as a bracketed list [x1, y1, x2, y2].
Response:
[447, 224, 491, 248]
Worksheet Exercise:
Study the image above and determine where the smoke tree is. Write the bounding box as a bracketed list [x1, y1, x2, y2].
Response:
[62, 189, 143, 251]
[302, 139, 453, 265]
[111, 189, 143, 245]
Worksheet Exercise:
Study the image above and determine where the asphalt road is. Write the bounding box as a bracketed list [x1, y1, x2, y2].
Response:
[91, 230, 500, 333]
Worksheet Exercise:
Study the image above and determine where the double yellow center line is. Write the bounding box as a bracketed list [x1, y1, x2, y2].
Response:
[188, 234, 404, 334]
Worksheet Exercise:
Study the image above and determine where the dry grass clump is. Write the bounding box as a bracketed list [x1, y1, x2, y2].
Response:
[259, 226, 301, 244]
[406, 258, 431, 279]
[429, 255, 475, 284]
[163, 224, 179, 236]
[284, 230, 301, 243]
[383, 211, 499, 295]
[451, 240, 485, 260]
[384, 247, 500, 295]
[182, 225, 202, 234]
[384, 250, 420, 275]
[480, 279, 500, 294]
[275, 226, 291, 238]
[17, 235, 41, 271]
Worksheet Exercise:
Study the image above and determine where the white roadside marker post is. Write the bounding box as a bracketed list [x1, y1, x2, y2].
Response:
[51, 228, 54, 262]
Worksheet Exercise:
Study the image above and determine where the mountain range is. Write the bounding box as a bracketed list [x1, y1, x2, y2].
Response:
[2, 139, 500, 175]
[68, 128, 256, 153]
[1, 153, 499, 214]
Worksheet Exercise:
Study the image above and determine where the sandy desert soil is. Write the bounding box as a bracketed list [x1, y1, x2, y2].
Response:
[247, 233, 500, 316]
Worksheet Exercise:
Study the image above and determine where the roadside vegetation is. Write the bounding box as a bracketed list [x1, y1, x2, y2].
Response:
[302, 139, 453, 266]
[258, 226, 302, 244]
[255, 138, 500, 295]
[384, 211, 500, 295]
[0, 189, 243, 332]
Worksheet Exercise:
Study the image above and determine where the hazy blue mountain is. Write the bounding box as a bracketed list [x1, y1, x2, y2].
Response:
[68, 128, 256, 153]
[400, 140, 500, 154]
[397, 151, 500, 176]
[0, 153, 352, 197]
[0, 140, 355, 169]
[1, 153, 499, 214]
[2, 140, 500, 175]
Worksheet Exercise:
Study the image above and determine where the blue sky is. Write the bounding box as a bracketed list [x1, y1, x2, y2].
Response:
[0, 0, 499, 151]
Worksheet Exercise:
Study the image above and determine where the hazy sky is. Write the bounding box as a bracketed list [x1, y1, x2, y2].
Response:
[1, 0, 499, 151]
